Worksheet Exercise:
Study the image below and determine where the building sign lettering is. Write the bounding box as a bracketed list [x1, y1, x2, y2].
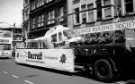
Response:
[75, 20, 135, 35]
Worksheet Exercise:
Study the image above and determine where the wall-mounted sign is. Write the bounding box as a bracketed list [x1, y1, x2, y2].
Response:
[75, 20, 135, 35]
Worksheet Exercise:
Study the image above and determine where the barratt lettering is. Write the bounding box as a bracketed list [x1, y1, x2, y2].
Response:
[28, 51, 42, 60]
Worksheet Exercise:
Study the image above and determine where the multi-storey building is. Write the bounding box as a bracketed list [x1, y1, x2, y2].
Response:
[23, 0, 30, 39]
[71, 0, 135, 29]
[12, 28, 23, 47]
[23, 0, 135, 39]
[23, 0, 67, 39]
[0, 27, 23, 48]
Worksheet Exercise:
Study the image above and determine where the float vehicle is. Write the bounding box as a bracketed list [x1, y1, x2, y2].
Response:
[15, 20, 135, 82]
[15, 25, 76, 72]
[70, 20, 135, 81]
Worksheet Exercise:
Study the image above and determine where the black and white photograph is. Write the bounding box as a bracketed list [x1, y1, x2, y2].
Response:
[0, 0, 135, 84]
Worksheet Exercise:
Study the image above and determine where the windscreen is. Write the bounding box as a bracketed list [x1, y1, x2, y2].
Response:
[63, 30, 78, 39]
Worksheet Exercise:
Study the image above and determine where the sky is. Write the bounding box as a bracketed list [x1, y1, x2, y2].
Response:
[0, 0, 23, 28]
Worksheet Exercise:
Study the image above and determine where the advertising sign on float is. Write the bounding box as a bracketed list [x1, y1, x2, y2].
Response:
[15, 49, 75, 72]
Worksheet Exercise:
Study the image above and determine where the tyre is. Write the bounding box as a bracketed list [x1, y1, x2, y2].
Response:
[94, 58, 116, 82]
[85, 64, 94, 77]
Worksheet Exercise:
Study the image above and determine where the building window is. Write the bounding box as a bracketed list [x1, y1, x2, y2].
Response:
[41, 15, 44, 26]
[87, 3, 94, 22]
[125, 0, 134, 14]
[103, 0, 110, 5]
[32, 18, 36, 29]
[73, 0, 80, 4]
[37, 15, 44, 27]
[81, 4, 87, 24]
[58, 7, 64, 22]
[31, 1, 36, 10]
[96, 0, 102, 20]
[74, 8, 80, 25]
[37, 0, 45, 8]
[48, 10, 55, 24]
[41, 0, 45, 6]
[24, 0, 29, 7]
[102, 0, 114, 19]
[104, 7, 112, 18]
[37, 16, 41, 27]
[37, 0, 40, 7]
[46, 0, 53, 3]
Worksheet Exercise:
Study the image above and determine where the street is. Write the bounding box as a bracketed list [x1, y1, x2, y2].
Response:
[1, 0, 135, 84]
[1, 58, 135, 84]
[0, 58, 111, 84]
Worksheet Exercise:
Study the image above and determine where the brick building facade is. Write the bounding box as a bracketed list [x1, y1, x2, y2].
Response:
[23, 0, 135, 39]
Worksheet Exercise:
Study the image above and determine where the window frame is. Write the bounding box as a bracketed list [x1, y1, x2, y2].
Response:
[125, 0, 134, 14]
[87, 3, 96, 23]
[73, 7, 80, 25]
[51, 34, 57, 43]
[102, 0, 114, 20]
[81, 4, 87, 24]
[48, 10, 55, 25]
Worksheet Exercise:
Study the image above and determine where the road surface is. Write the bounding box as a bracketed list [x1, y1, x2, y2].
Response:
[0, 58, 133, 84]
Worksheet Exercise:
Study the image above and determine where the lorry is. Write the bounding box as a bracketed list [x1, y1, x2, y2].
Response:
[15, 20, 135, 82]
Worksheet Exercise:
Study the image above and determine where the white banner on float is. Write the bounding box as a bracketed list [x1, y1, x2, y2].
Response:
[15, 49, 75, 72]
[75, 20, 135, 35]
[44, 49, 74, 72]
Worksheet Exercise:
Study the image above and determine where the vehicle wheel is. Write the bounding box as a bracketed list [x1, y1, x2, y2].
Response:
[94, 58, 115, 82]
[85, 65, 94, 77]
